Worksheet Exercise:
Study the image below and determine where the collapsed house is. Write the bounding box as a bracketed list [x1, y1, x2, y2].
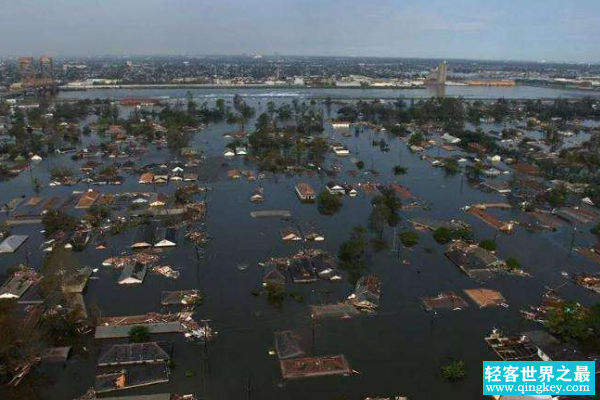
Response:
[487, 329, 600, 375]
[348, 276, 381, 311]
[573, 273, 600, 293]
[94, 364, 170, 394]
[161, 290, 202, 306]
[485, 329, 547, 361]
[521, 292, 565, 324]
[0, 267, 40, 300]
[280, 355, 351, 379]
[421, 291, 469, 311]
[310, 303, 361, 320]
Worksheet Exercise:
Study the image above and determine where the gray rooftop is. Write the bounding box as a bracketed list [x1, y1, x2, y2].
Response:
[0, 235, 28, 253]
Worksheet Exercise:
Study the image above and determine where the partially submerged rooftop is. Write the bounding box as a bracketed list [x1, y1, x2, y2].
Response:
[98, 342, 172, 366]
[280, 355, 351, 379]
[0, 235, 28, 254]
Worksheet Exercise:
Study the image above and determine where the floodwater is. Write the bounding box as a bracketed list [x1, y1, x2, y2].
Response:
[1, 89, 600, 400]
[57, 84, 600, 102]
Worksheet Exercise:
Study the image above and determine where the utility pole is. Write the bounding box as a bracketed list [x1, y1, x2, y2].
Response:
[201, 319, 212, 353]
[311, 320, 316, 354]
[247, 377, 252, 400]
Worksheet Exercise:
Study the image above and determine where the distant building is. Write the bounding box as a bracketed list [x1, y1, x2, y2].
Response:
[18, 57, 36, 80]
[39, 56, 54, 78]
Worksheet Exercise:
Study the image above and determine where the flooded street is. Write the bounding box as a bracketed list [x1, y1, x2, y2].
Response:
[1, 87, 599, 400]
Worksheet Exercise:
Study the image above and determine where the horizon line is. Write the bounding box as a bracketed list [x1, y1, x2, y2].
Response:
[1, 53, 599, 66]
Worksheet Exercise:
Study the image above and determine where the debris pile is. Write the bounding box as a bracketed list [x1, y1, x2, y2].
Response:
[153, 265, 180, 279]
[102, 251, 160, 268]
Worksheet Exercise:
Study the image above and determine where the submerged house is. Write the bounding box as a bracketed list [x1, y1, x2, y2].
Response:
[0, 268, 38, 299]
[139, 172, 154, 185]
[94, 364, 170, 394]
[485, 329, 548, 362]
[445, 241, 504, 280]
[288, 257, 317, 283]
[421, 291, 469, 311]
[263, 265, 286, 289]
[97, 342, 172, 367]
[0, 235, 28, 254]
[154, 228, 176, 248]
[326, 182, 346, 195]
[300, 223, 325, 241]
[75, 190, 101, 209]
[132, 224, 156, 249]
[227, 169, 241, 179]
[464, 288, 506, 308]
[280, 355, 351, 379]
[118, 262, 148, 285]
[295, 183, 316, 202]
[148, 193, 169, 208]
[280, 226, 302, 241]
[332, 145, 350, 156]
[274, 330, 305, 360]
[250, 189, 264, 202]
[62, 267, 93, 294]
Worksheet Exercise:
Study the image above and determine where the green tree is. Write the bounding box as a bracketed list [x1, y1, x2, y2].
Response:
[393, 165, 407, 175]
[433, 226, 472, 244]
[506, 257, 521, 271]
[339, 226, 368, 284]
[166, 128, 191, 152]
[547, 184, 567, 208]
[399, 231, 419, 247]
[129, 326, 152, 343]
[42, 209, 78, 236]
[441, 360, 466, 382]
[317, 190, 342, 215]
[443, 158, 460, 175]
[371, 188, 401, 228]
[546, 301, 595, 341]
[308, 137, 329, 166]
[408, 132, 424, 147]
[479, 239, 497, 252]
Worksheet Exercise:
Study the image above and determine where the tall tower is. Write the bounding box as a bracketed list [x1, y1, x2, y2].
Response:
[39, 56, 54, 78]
[437, 61, 447, 85]
[18, 57, 36, 80]
[425, 61, 447, 85]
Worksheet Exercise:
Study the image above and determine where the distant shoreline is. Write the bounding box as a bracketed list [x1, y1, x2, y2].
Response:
[60, 84, 426, 91]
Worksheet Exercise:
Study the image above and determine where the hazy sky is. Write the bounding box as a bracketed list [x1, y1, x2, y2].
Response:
[1, 0, 599, 62]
